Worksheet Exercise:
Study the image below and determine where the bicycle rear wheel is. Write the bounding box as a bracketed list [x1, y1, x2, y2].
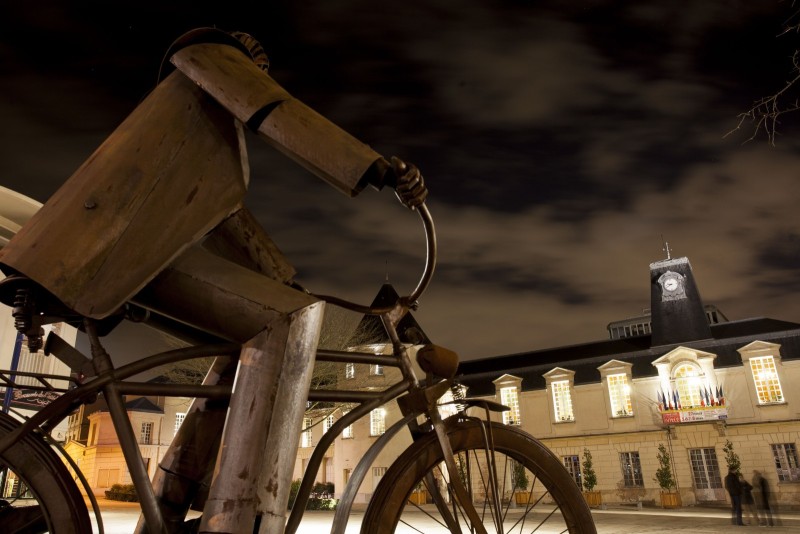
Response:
[0, 412, 92, 533]
[363, 419, 595, 533]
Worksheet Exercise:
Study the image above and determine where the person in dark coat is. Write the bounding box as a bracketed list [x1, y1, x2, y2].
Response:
[752, 470, 774, 526]
[739, 473, 759, 525]
[724, 468, 744, 526]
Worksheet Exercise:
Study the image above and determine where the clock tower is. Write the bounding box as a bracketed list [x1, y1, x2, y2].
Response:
[649, 256, 711, 346]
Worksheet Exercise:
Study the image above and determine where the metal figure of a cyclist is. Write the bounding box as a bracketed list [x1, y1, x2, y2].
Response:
[0, 28, 427, 533]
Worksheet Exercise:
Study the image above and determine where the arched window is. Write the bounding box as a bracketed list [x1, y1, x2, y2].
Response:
[672, 363, 703, 408]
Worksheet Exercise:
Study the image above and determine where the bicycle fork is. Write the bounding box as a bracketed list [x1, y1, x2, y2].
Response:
[429, 403, 512, 534]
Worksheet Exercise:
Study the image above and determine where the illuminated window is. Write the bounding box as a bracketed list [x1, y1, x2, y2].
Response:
[608, 374, 633, 417]
[140, 422, 153, 445]
[370, 408, 386, 436]
[620, 451, 643, 487]
[563, 455, 581, 487]
[89, 423, 97, 446]
[340, 409, 353, 438]
[370, 364, 384, 376]
[97, 468, 120, 488]
[551, 380, 574, 422]
[372, 466, 387, 490]
[438, 385, 467, 418]
[342, 416, 353, 439]
[345, 363, 355, 379]
[301, 417, 313, 448]
[323, 414, 335, 434]
[673, 363, 703, 408]
[174, 412, 186, 434]
[750, 356, 784, 404]
[771, 443, 800, 482]
[500, 386, 521, 425]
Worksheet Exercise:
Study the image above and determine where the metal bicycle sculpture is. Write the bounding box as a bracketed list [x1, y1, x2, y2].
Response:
[0, 29, 596, 534]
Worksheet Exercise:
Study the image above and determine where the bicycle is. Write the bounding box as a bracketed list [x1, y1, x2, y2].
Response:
[0, 28, 595, 534]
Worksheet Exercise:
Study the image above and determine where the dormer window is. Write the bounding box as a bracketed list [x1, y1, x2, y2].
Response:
[551, 380, 574, 422]
[544, 368, 576, 423]
[738, 341, 786, 406]
[652, 347, 720, 411]
[599, 360, 634, 418]
[607, 374, 633, 417]
[493, 374, 523, 426]
[749, 356, 783, 404]
[673, 363, 704, 409]
[499, 386, 521, 425]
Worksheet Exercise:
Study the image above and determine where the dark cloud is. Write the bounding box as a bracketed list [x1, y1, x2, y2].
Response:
[2, 1, 800, 360]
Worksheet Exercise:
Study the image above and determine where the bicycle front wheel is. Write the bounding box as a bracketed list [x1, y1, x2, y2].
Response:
[363, 419, 595, 533]
[0, 412, 92, 533]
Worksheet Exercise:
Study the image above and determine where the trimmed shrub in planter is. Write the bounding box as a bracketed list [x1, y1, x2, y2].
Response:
[287, 479, 339, 510]
[105, 483, 138, 502]
[581, 448, 602, 508]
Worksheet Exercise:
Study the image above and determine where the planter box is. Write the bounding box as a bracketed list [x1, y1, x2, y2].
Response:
[660, 491, 681, 508]
[583, 491, 602, 508]
[514, 492, 530, 505]
[407, 490, 428, 505]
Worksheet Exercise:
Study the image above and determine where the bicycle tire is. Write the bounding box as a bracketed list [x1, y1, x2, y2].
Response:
[362, 419, 596, 533]
[0, 412, 92, 533]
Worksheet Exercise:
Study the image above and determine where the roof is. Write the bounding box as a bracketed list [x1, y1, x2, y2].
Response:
[124, 397, 164, 413]
[457, 316, 800, 397]
[347, 283, 431, 346]
[0, 186, 40, 248]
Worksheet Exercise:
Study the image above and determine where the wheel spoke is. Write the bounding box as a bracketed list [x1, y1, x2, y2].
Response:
[361, 420, 596, 534]
[1, 412, 93, 533]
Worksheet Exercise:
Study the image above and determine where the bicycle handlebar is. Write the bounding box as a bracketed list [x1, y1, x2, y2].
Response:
[312, 201, 436, 315]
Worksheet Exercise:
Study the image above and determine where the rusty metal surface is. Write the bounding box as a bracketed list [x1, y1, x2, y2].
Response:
[132, 246, 319, 343]
[255, 301, 324, 533]
[201, 207, 296, 283]
[171, 40, 382, 197]
[134, 356, 237, 534]
[200, 302, 323, 533]
[0, 72, 248, 318]
[255, 97, 383, 197]
[170, 42, 290, 128]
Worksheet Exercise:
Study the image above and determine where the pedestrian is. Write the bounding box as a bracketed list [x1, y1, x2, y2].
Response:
[739, 473, 758, 525]
[724, 468, 744, 526]
[752, 470, 774, 526]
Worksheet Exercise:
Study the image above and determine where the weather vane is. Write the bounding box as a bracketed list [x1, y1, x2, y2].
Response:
[661, 235, 671, 260]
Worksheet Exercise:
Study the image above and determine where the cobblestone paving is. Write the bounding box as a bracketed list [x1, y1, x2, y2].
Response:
[90, 500, 799, 534]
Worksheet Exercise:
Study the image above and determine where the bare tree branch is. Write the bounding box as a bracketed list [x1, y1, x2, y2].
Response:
[726, 52, 800, 145]
[727, 7, 800, 145]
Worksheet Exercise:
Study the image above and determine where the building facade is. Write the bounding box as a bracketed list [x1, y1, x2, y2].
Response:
[63, 394, 191, 496]
[458, 256, 800, 508]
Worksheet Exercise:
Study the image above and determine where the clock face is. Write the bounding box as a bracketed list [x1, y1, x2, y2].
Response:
[663, 278, 679, 291]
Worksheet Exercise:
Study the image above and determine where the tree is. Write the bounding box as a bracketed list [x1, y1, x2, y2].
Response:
[581, 448, 597, 492]
[305, 304, 384, 418]
[728, 6, 800, 144]
[512, 460, 529, 492]
[723, 439, 741, 475]
[159, 303, 383, 421]
[654, 443, 677, 492]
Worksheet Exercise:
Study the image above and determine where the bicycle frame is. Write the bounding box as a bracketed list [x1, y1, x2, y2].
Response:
[0, 28, 515, 533]
[0, 302, 471, 534]
[0, 195, 488, 534]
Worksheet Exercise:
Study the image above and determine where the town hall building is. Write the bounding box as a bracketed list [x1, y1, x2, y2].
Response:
[457, 254, 800, 508]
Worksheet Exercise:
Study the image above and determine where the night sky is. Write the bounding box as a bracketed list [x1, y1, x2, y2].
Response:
[2, 1, 800, 361]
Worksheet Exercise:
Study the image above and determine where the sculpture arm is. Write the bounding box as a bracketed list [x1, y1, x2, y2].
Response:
[169, 32, 392, 197]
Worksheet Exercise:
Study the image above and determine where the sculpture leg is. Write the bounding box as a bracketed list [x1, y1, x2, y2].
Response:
[199, 301, 324, 534]
[134, 356, 238, 534]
